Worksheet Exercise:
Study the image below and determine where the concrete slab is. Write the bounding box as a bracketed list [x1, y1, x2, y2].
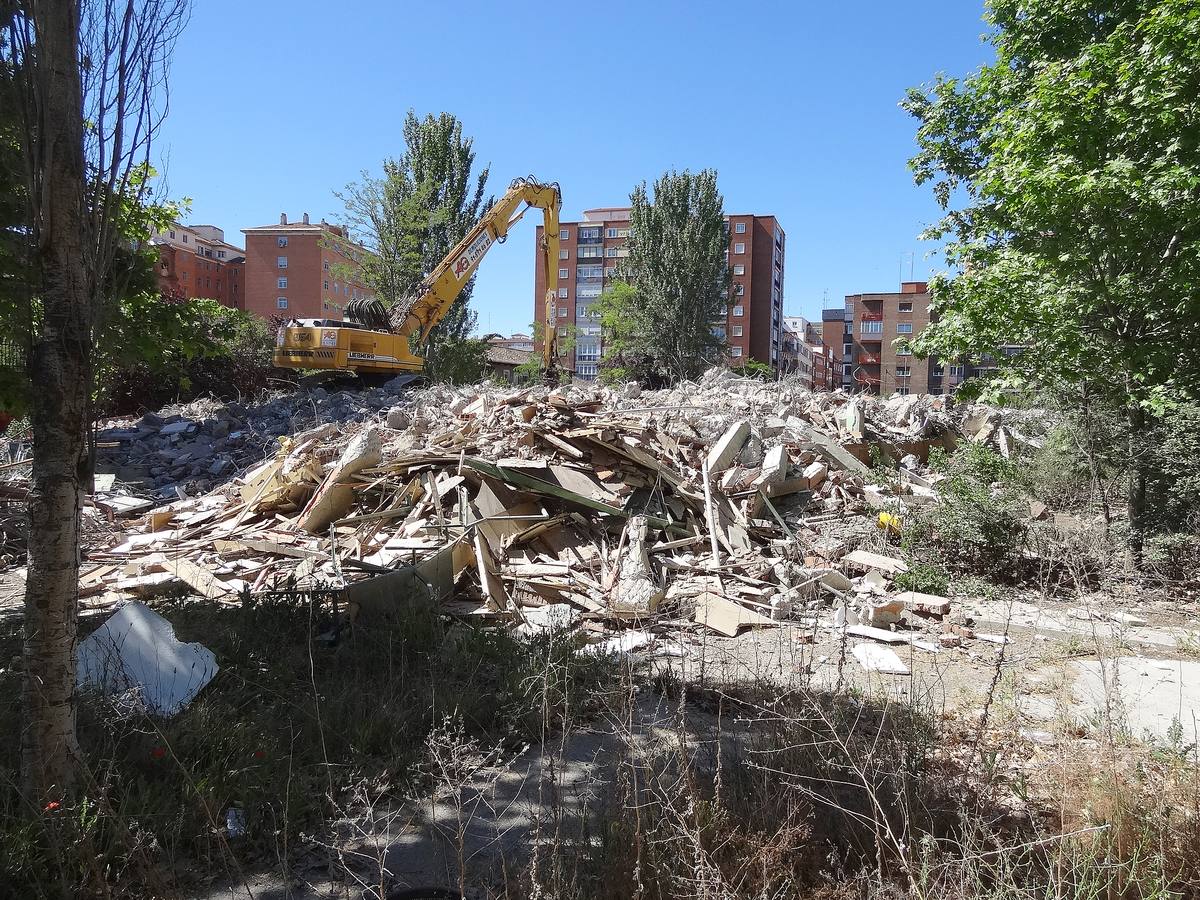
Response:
[1071, 657, 1200, 744]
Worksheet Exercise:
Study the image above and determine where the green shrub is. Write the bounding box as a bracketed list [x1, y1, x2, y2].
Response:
[894, 561, 951, 595]
[901, 445, 1026, 578]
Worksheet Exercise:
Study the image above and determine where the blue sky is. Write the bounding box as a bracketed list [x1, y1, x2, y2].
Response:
[157, 1, 993, 335]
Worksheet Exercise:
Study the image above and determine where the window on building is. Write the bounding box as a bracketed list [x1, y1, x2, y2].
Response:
[169, 230, 176, 239]
[323, 260, 330, 271]
[735, 222, 746, 234]
[897, 323, 913, 333]
[732, 305, 744, 317]
[605, 247, 618, 257]
[558, 287, 568, 298]
[896, 343, 912, 356]
[277, 256, 288, 268]
[182, 235, 188, 243]
[861, 320, 882, 334]
[932, 364, 945, 376]
[843, 363, 852, 375]
[732, 325, 743, 337]
[559, 249, 569, 259]
[604, 266, 616, 278]
[948, 364, 965, 377]
[896, 386, 911, 396]
[277, 297, 288, 309]
[898, 301, 913, 313]
[278, 237, 288, 248]
[733, 264, 745, 275]
[734, 283, 745, 296]
[217, 250, 225, 259]
[277, 277, 287, 289]
[734, 242, 746, 254]
[559, 229, 569, 240]
[557, 307, 567, 318]
[558, 268, 569, 279]
[606, 227, 618, 238]
[617, 228, 629, 238]
[577, 264, 603, 279]
[896, 366, 911, 376]
[843, 342, 853, 355]
[731, 346, 743, 358]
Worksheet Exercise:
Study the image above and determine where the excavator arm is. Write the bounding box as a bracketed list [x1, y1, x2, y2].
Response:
[274, 176, 562, 378]
[391, 176, 562, 367]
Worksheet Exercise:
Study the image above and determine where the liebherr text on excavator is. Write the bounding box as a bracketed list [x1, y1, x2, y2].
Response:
[272, 176, 562, 376]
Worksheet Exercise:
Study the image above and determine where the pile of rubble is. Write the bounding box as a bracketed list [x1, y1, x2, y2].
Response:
[90, 378, 416, 510]
[72, 369, 1040, 667]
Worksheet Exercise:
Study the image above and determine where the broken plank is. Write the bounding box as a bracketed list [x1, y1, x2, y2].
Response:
[693, 593, 777, 637]
[213, 539, 324, 560]
[463, 457, 670, 528]
[161, 558, 237, 600]
[842, 549, 909, 575]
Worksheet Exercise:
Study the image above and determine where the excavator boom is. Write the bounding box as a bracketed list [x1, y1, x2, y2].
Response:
[273, 176, 563, 377]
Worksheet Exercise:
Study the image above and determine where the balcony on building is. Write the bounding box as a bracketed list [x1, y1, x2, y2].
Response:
[577, 226, 603, 245]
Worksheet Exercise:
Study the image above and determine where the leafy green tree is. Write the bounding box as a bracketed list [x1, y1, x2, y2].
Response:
[603, 170, 729, 383]
[903, 0, 1200, 561]
[341, 110, 490, 380]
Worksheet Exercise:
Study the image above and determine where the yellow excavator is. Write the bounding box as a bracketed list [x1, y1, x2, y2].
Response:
[273, 176, 562, 376]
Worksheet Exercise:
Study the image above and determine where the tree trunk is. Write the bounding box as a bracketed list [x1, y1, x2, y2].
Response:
[22, 0, 91, 802]
[1125, 399, 1147, 570]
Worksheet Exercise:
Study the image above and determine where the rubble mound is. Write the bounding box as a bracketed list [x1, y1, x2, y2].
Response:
[75, 370, 1040, 656]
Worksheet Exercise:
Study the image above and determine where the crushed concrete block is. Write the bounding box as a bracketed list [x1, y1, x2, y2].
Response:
[159, 420, 195, 436]
[894, 590, 951, 617]
[801, 461, 827, 489]
[738, 434, 764, 468]
[609, 516, 663, 619]
[208, 457, 233, 478]
[516, 603, 580, 637]
[852, 643, 909, 674]
[756, 444, 788, 488]
[77, 601, 218, 716]
[705, 420, 750, 474]
[865, 598, 906, 627]
[938, 633, 962, 648]
[386, 406, 410, 430]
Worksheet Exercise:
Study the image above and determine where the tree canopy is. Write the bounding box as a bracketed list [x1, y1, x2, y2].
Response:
[904, 0, 1200, 410]
[599, 169, 729, 383]
[340, 110, 490, 379]
[903, 0, 1200, 558]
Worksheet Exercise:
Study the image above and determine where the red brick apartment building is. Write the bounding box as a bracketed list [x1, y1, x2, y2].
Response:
[151, 224, 245, 309]
[534, 208, 786, 378]
[822, 306, 852, 390]
[843, 281, 935, 395]
[843, 281, 996, 396]
[241, 213, 374, 321]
